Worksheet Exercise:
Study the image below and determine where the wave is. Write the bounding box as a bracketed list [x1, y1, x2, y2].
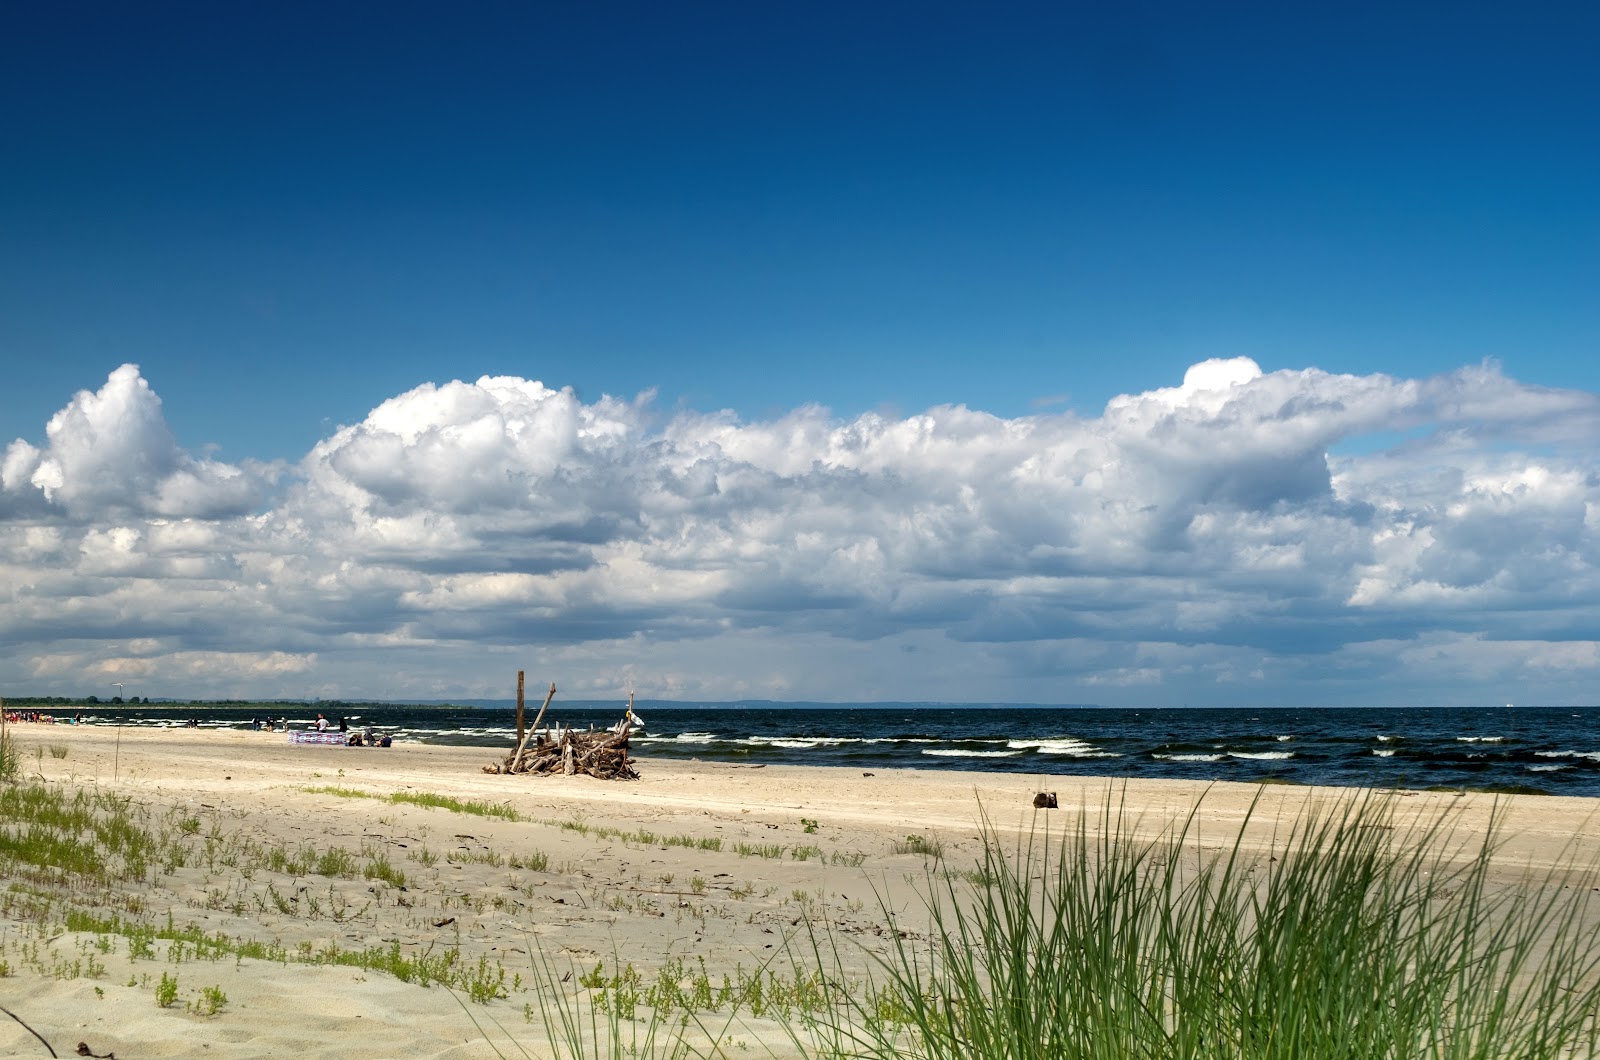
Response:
[736, 735, 944, 748]
[54, 701, 1600, 798]
[1007, 738, 1121, 758]
[634, 732, 718, 745]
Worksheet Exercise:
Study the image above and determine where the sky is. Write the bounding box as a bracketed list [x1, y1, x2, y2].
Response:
[1, 3, 1597, 706]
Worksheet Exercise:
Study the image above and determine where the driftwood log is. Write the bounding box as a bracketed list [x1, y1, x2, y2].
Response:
[485, 724, 639, 780]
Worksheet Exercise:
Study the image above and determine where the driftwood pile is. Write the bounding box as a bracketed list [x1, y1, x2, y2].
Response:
[483, 680, 639, 780]
[484, 726, 638, 779]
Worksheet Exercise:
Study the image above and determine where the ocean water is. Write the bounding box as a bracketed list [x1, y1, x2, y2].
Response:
[48, 701, 1600, 798]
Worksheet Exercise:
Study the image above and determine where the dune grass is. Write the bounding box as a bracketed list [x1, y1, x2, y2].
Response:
[772, 790, 1600, 1059]
[508, 789, 1600, 1059]
[0, 711, 17, 783]
[302, 784, 523, 820]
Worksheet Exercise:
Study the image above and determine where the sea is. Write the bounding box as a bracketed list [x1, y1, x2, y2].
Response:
[47, 701, 1600, 799]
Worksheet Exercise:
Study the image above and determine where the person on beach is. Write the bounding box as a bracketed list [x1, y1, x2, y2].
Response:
[315, 713, 328, 731]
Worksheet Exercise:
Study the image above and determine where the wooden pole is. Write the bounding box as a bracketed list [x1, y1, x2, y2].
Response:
[506, 683, 558, 772]
[622, 690, 634, 763]
[530, 682, 557, 733]
[516, 671, 525, 747]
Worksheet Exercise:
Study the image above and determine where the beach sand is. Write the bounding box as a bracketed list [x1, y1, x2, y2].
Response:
[4, 723, 1600, 1058]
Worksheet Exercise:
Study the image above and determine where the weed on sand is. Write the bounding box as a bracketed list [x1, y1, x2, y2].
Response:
[302, 785, 522, 821]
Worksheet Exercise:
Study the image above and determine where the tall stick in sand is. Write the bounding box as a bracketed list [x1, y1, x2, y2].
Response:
[508, 682, 557, 770]
[530, 682, 556, 733]
[515, 671, 525, 747]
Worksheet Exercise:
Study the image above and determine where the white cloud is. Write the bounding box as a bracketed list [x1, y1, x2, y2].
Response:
[1, 364, 267, 520]
[1, 358, 1597, 703]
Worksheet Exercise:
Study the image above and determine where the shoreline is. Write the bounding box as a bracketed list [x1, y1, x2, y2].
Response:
[5, 725, 1600, 1057]
[12, 701, 1600, 797]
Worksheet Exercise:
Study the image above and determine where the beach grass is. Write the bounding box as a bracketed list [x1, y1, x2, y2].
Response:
[0, 711, 17, 783]
[774, 790, 1600, 1060]
[302, 784, 523, 820]
[512, 790, 1600, 1059]
[547, 815, 725, 852]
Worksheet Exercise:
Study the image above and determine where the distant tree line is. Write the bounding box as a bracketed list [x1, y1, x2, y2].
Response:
[3, 696, 469, 710]
[1, 695, 148, 706]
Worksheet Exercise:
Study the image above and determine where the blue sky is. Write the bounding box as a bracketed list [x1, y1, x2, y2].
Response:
[2, 3, 1597, 705]
[6, 3, 1595, 457]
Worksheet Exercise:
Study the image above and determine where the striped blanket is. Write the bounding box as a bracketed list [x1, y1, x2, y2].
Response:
[288, 731, 348, 745]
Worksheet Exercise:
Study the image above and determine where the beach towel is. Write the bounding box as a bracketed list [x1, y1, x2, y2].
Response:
[288, 731, 349, 745]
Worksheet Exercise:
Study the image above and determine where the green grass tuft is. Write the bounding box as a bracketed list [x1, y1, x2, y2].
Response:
[789, 790, 1600, 1059]
[388, 791, 522, 820]
[303, 785, 522, 821]
[0, 713, 16, 782]
[892, 833, 943, 858]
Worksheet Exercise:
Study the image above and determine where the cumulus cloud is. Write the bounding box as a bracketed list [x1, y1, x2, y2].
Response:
[2, 364, 266, 520]
[2, 357, 1598, 703]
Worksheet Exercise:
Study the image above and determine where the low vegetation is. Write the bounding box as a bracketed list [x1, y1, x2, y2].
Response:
[549, 815, 723, 852]
[802, 794, 1600, 1059]
[302, 784, 522, 820]
[503, 792, 1600, 1059]
[5, 762, 1600, 1058]
[0, 712, 17, 783]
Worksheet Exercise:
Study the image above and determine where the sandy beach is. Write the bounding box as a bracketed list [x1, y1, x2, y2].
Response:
[4, 723, 1600, 1059]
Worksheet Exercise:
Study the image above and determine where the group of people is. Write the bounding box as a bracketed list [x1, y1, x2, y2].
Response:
[2, 711, 88, 724]
[311, 712, 392, 746]
[3, 710, 392, 746]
